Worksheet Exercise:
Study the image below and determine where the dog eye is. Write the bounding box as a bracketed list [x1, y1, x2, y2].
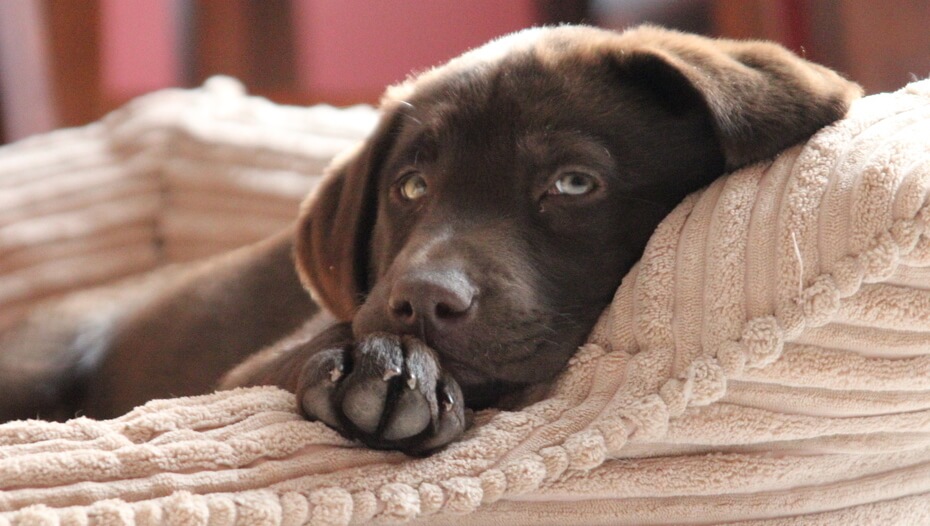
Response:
[548, 171, 598, 196]
[399, 172, 428, 200]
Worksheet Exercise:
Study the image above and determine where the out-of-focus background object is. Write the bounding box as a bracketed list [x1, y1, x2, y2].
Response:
[1, 0, 928, 145]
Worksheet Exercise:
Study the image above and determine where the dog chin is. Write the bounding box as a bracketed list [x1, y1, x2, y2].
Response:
[440, 358, 492, 386]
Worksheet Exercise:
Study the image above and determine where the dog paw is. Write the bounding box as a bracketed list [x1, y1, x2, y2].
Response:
[297, 333, 466, 455]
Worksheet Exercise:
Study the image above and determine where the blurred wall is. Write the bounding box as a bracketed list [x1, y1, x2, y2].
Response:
[293, 0, 537, 101]
[98, 0, 539, 105]
[2, 0, 929, 144]
[101, 0, 179, 101]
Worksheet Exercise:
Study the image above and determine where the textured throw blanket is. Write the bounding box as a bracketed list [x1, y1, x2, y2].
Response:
[0, 77, 376, 331]
[2, 78, 930, 524]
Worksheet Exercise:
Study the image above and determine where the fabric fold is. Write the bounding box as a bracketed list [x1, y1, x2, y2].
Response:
[2, 78, 930, 524]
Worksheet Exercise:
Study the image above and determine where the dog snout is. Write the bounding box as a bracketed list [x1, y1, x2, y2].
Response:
[388, 269, 477, 330]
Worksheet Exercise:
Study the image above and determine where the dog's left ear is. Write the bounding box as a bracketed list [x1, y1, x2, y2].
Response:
[293, 110, 401, 321]
[613, 26, 862, 170]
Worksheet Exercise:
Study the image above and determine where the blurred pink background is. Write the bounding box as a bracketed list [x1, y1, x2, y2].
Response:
[1, 0, 929, 144]
[100, 0, 538, 102]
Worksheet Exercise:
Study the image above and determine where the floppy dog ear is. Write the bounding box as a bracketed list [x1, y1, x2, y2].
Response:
[294, 111, 400, 321]
[614, 26, 862, 170]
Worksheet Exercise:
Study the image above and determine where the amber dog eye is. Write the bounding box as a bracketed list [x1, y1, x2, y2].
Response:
[399, 172, 428, 200]
[548, 170, 599, 196]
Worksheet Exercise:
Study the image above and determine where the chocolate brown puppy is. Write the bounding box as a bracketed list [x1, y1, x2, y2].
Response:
[0, 26, 860, 454]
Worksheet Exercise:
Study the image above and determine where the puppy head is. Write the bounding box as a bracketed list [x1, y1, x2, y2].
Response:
[295, 25, 860, 399]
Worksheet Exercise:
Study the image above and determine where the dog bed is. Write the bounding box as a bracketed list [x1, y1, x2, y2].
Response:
[2, 77, 930, 524]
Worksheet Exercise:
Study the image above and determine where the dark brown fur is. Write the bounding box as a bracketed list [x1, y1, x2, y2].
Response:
[0, 26, 860, 454]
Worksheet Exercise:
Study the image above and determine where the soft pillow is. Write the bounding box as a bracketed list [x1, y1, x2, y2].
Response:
[2, 79, 930, 525]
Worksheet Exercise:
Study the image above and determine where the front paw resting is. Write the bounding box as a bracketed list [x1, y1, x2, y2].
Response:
[297, 333, 466, 455]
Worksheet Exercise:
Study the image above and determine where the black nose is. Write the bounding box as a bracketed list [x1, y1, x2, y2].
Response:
[388, 269, 476, 330]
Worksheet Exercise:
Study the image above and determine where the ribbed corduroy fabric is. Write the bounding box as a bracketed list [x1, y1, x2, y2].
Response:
[2, 79, 930, 525]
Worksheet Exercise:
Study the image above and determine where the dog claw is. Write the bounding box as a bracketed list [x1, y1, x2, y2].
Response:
[383, 367, 402, 382]
[442, 390, 455, 412]
[329, 365, 344, 383]
[406, 373, 417, 390]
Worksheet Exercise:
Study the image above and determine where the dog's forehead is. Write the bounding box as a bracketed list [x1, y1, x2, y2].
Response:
[383, 25, 636, 106]
[383, 26, 625, 114]
[384, 46, 625, 146]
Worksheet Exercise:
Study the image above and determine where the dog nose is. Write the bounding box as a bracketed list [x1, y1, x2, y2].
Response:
[388, 270, 476, 329]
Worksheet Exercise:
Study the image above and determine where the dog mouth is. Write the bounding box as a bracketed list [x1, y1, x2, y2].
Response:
[439, 356, 493, 386]
[430, 331, 575, 387]
[353, 288, 587, 385]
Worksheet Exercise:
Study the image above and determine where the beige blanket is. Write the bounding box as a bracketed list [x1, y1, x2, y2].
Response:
[0, 77, 376, 330]
[2, 78, 930, 524]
